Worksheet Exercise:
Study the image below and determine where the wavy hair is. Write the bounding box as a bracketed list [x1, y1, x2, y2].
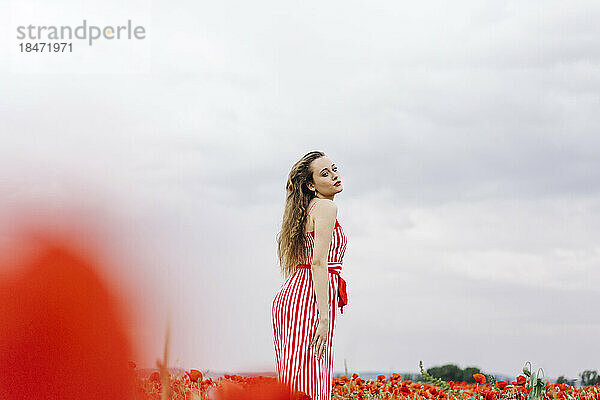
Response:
[276, 151, 326, 279]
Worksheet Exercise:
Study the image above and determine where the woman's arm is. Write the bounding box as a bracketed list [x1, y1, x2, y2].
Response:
[310, 199, 337, 322]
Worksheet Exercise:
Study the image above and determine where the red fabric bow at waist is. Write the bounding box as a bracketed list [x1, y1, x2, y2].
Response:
[297, 263, 348, 314]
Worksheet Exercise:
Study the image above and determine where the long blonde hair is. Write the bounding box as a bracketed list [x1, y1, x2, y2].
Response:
[276, 151, 326, 279]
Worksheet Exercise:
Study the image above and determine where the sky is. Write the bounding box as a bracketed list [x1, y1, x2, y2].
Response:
[1, 0, 599, 380]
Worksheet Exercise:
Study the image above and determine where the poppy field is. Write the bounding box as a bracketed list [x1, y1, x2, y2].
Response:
[127, 360, 600, 400]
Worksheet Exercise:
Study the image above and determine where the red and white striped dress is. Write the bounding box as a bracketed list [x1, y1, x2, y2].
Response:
[271, 200, 348, 400]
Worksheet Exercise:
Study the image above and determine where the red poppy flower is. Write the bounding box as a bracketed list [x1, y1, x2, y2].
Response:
[484, 390, 497, 400]
[186, 369, 203, 383]
[399, 385, 412, 394]
[149, 371, 161, 383]
[474, 373, 487, 384]
[513, 375, 527, 386]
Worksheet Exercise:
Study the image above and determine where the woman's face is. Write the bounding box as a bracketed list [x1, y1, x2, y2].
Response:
[308, 156, 343, 197]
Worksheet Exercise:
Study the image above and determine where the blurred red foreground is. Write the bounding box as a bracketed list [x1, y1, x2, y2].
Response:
[0, 229, 137, 399]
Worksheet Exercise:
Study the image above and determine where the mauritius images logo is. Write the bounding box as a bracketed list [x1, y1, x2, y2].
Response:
[16, 19, 146, 46]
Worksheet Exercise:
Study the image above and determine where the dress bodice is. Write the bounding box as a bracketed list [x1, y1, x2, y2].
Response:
[301, 216, 347, 268]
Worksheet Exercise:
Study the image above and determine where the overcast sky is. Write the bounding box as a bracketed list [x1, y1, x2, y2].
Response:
[1, 0, 599, 380]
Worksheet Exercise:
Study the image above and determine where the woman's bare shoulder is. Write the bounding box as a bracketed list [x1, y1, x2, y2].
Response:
[312, 199, 337, 216]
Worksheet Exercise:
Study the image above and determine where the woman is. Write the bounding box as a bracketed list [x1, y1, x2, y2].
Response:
[271, 151, 348, 400]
